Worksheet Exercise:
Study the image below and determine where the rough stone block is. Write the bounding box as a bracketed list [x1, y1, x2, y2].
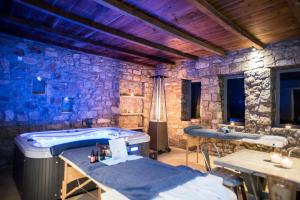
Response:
[45, 48, 58, 57]
[23, 56, 38, 65]
[275, 59, 295, 66]
[4, 110, 14, 121]
[97, 118, 111, 123]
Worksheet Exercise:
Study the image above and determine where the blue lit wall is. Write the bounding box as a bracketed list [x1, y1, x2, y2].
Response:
[0, 33, 153, 167]
[0, 33, 122, 130]
[0, 33, 155, 168]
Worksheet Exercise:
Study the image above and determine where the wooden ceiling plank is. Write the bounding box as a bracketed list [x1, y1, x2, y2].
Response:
[14, 0, 197, 60]
[186, 0, 264, 49]
[93, 0, 225, 55]
[286, 0, 300, 25]
[0, 28, 154, 67]
[0, 15, 174, 64]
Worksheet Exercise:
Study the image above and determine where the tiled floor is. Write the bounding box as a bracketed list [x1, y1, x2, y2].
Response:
[0, 147, 211, 200]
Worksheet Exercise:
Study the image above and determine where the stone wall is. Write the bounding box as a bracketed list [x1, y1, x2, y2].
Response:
[119, 79, 153, 130]
[156, 39, 300, 155]
[1, 32, 300, 168]
[0, 33, 154, 168]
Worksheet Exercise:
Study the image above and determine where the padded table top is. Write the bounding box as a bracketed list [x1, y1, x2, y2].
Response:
[184, 125, 288, 148]
[60, 146, 204, 200]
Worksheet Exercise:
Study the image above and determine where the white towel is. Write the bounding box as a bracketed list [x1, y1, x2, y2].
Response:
[154, 174, 237, 200]
[101, 155, 143, 166]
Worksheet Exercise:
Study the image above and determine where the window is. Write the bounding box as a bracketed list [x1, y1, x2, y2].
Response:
[191, 82, 201, 119]
[181, 80, 201, 121]
[32, 76, 46, 94]
[275, 68, 300, 126]
[224, 75, 245, 124]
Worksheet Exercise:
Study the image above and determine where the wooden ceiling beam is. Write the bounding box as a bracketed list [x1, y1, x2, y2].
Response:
[0, 26, 153, 68]
[186, 0, 264, 49]
[14, 0, 198, 60]
[286, 0, 300, 25]
[0, 15, 175, 64]
[94, 0, 225, 55]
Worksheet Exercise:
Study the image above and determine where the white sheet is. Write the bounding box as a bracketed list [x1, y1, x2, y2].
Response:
[102, 174, 236, 200]
[154, 174, 236, 200]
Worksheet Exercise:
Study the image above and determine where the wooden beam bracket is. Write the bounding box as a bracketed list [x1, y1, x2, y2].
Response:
[14, 0, 198, 60]
[1, 15, 174, 64]
[94, 0, 225, 55]
[186, 0, 264, 49]
[286, 0, 300, 26]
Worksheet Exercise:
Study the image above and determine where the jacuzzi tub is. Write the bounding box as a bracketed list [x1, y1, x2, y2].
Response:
[15, 127, 150, 158]
[14, 127, 150, 200]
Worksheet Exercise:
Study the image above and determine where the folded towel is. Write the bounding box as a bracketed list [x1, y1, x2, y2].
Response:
[219, 126, 230, 134]
[101, 155, 143, 166]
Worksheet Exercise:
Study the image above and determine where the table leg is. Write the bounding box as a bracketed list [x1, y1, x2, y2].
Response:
[61, 162, 68, 200]
[203, 140, 211, 172]
[196, 138, 199, 163]
[98, 187, 102, 200]
[241, 173, 263, 200]
[186, 136, 189, 166]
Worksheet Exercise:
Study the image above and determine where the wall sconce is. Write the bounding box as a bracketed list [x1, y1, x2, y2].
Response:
[61, 97, 74, 113]
[32, 76, 46, 94]
[230, 121, 235, 126]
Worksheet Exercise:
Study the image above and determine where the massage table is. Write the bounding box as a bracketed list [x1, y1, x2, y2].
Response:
[59, 146, 237, 200]
[184, 125, 288, 166]
[184, 125, 289, 200]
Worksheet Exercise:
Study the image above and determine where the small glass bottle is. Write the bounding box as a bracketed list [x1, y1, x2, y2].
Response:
[95, 151, 99, 162]
[90, 149, 96, 163]
[100, 146, 106, 160]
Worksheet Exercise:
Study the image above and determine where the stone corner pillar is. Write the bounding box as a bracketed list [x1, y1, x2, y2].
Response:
[244, 68, 272, 134]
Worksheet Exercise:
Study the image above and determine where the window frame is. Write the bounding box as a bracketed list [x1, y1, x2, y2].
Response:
[181, 79, 201, 121]
[275, 67, 300, 128]
[223, 74, 245, 125]
[190, 80, 201, 120]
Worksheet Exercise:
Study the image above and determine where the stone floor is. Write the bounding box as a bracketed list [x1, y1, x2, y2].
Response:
[0, 147, 213, 200]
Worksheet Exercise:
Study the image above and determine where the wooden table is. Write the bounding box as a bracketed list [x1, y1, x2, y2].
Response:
[214, 149, 300, 200]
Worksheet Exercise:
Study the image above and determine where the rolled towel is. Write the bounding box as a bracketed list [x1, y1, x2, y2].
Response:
[219, 126, 230, 134]
[184, 125, 202, 134]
